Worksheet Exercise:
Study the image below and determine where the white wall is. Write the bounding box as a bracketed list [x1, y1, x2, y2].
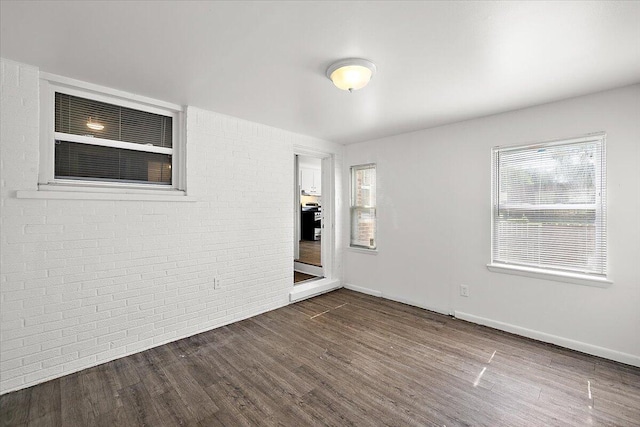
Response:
[0, 58, 343, 394]
[344, 84, 640, 366]
[298, 156, 322, 170]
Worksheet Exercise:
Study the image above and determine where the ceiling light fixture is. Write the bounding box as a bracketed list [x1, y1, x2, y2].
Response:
[326, 58, 376, 92]
[86, 117, 104, 131]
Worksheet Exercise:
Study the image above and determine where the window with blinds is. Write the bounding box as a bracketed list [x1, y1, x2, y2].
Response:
[53, 92, 174, 185]
[491, 134, 606, 277]
[350, 164, 377, 249]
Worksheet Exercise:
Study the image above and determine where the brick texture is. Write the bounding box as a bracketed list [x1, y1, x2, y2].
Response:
[0, 58, 343, 394]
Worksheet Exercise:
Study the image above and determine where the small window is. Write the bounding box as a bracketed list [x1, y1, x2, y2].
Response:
[39, 77, 183, 190]
[491, 133, 607, 277]
[350, 164, 377, 249]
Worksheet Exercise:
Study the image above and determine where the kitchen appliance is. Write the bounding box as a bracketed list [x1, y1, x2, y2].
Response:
[301, 204, 322, 241]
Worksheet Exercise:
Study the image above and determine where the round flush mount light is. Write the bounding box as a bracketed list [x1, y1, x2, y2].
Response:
[326, 58, 376, 92]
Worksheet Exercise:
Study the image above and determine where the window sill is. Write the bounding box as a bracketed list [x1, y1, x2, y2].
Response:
[486, 263, 612, 288]
[347, 246, 378, 255]
[17, 185, 196, 202]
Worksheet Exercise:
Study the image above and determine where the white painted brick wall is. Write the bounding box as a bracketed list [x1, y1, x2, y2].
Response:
[0, 58, 343, 394]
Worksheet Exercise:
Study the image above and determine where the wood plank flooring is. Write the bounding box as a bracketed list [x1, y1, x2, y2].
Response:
[294, 271, 318, 284]
[2, 289, 639, 426]
[295, 240, 321, 267]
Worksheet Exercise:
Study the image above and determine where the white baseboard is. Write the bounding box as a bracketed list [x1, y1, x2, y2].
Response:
[454, 311, 640, 368]
[343, 283, 382, 297]
[343, 284, 450, 316]
[290, 278, 341, 302]
[382, 292, 451, 316]
[342, 284, 640, 367]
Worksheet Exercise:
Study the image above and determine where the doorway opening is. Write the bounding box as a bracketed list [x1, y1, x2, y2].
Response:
[294, 154, 323, 284]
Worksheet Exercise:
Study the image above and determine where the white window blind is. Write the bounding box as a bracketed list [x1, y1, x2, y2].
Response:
[491, 134, 606, 277]
[53, 92, 174, 185]
[350, 164, 377, 249]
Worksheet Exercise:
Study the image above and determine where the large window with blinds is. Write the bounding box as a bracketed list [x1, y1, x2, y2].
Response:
[491, 133, 607, 278]
[350, 164, 377, 249]
[52, 92, 174, 185]
[39, 77, 182, 190]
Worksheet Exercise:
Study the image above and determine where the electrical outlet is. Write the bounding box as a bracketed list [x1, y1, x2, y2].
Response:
[214, 278, 220, 289]
[460, 284, 469, 297]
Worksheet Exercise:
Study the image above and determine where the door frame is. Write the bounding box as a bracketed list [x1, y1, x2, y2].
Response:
[294, 154, 301, 261]
[292, 146, 336, 286]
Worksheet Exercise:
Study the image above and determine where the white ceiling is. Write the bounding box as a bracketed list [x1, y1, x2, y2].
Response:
[1, 1, 639, 144]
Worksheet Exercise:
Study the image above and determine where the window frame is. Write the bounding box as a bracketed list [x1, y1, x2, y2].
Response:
[488, 133, 610, 287]
[350, 163, 377, 251]
[38, 72, 186, 194]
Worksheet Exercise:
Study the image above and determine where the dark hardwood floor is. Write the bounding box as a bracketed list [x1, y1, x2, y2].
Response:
[294, 271, 318, 284]
[1, 289, 639, 426]
[295, 240, 321, 267]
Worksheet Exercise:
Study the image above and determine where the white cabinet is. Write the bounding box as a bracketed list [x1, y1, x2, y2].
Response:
[300, 167, 321, 195]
